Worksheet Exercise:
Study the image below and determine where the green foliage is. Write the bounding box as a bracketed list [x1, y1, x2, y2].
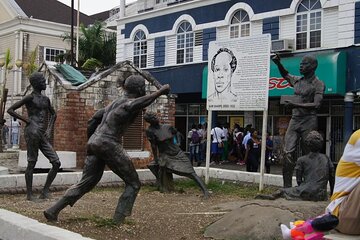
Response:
[4, 48, 12, 86]
[97, 180, 279, 198]
[24, 47, 38, 77]
[63, 21, 116, 68]
[81, 58, 103, 71]
[4, 48, 12, 69]
[66, 215, 134, 228]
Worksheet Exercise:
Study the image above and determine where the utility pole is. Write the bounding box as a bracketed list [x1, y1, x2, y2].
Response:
[76, 0, 80, 66]
[71, 0, 74, 66]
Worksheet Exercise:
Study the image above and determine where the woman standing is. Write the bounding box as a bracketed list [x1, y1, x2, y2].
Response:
[244, 129, 261, 172]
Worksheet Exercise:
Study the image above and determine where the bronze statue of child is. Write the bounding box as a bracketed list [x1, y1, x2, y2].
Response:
[256, 130, 334, 201]
[7, 72, 61, 201]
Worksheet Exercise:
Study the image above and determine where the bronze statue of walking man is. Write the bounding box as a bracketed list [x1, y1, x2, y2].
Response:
[7, 72, 61, 201]
[44, 75, 170, 224]
[272, 54, 325, 187]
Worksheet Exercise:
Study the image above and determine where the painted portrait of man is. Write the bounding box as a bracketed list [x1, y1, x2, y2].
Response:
[208, 47, 237, 101]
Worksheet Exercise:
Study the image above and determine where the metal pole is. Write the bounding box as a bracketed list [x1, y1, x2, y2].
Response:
[205, 110, 212, 184]
[71, 0, 74, 66]
[11, 69, 15, 148]
[76, 0, 80, 66]
[259, 109, 268, 191]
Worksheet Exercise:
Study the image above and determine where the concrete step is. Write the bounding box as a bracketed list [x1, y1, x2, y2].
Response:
[326, 232, 360, 240]
[0, 166, 9, 175]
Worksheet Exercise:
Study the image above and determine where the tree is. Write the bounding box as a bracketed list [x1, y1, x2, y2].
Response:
[22, 47, 39, 95]
[0, 49, 12, 152]
[63, 21, 116, 69]
[23, 47, 39, 77]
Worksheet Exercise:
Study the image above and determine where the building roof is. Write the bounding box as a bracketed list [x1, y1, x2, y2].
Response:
[14, 0, 96, 26]
[90, 10, 110, 22]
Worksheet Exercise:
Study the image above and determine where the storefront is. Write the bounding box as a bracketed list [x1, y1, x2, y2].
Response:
[198, 51, 348, 162]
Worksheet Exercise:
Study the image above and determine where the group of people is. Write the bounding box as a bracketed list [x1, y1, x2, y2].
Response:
[187, 123, 208, 166]
[207, 123, 274, 173]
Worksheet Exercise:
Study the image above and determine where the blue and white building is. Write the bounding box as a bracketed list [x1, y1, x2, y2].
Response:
[115, 0, 360, 162]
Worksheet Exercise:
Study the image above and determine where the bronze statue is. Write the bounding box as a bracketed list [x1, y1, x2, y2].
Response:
[256, 131, 334, 201]
[272, 54, 325, 187]
[44, 75, 170, 224]
[7, 72, 60, 201]
[144, 112, 209, 199]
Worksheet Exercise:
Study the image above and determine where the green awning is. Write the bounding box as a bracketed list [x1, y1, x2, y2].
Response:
[202, 51, 347, 99]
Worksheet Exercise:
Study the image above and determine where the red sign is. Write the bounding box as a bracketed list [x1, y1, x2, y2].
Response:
[269, 77, 292, 90]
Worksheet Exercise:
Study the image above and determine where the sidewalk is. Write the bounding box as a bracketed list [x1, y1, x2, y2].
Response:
[199, 160, 284, 175]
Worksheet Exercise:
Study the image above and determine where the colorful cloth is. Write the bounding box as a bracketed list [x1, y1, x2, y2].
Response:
[326, 130, 360, 216]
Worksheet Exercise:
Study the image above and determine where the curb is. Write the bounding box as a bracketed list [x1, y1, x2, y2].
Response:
[0, 209, 93, 240]
[0, 168, 294, 191]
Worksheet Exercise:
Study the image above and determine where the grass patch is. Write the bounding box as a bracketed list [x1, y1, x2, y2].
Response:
[175, 179, 278, 198]
[66, 215, 135, 227]
[91, 179, 279, 198]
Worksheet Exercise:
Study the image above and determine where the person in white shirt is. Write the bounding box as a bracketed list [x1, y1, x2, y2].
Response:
[221, 123, 230, 162]
[210, 124, 225, 165]
[11, 117, 21, 146]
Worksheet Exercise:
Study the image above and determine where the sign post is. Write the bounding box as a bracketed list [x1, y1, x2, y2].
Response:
[205, 34, 271, 190]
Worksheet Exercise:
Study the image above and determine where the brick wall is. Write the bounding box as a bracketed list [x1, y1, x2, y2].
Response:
[20, 62, 175, 169]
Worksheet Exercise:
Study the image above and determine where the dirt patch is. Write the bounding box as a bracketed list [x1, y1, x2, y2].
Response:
[0, 181, 328, 240]
[0, 181, 266, 240]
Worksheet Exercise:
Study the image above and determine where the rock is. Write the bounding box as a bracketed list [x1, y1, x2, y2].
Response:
[204, 199, 328, 240]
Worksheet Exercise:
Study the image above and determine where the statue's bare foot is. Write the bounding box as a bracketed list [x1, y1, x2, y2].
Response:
[39, 192, 51, 199]
[44, 209, 58, 222]
[254, 194, 276, 200]
[113, 213, 126, 225]
[202, 192, 210, 200]
[26, 195, 37, 202]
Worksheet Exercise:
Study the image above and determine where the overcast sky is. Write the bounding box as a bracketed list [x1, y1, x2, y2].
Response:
[57, 0, 137, 15]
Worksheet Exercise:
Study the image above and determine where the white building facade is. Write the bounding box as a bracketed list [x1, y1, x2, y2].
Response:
[116, 0, 360, 161]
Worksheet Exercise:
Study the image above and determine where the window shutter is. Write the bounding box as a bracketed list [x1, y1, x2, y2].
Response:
[121, 111, 144, 150]
[194, 31, 203, 46]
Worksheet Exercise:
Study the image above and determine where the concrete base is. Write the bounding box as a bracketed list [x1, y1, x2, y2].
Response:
[18, 151, 76, 169]
[0, 166, 9, 175]
[326, 233, 360, 240]
[0, 209, 93, 240]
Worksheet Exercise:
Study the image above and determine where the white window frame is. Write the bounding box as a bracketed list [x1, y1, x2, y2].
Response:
[44, 47, 65, 64]
[295, 0, 322, 50]
[176, 21, 194, 64]
[133, 30, 147, 68]
[156, 0, 167, 4]
[229, 9, 251, 39]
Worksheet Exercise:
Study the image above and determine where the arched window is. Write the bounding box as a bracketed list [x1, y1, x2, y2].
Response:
[133, 30, 147, 68]
[296, 0, 322, 50]
[176, 21, 194, 64]
[230, 9, 250, 38]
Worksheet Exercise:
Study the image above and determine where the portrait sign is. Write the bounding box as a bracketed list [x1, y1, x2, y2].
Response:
[206, 34, 271, 111]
